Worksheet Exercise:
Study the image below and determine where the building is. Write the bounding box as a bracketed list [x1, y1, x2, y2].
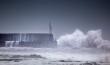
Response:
[0, 23, 57, 48]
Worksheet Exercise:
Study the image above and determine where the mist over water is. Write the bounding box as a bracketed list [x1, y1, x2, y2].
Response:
[57, 29, 110, 49]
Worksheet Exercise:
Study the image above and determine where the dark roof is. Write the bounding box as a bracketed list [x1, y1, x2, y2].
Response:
[0, 33, 52, 35]
[0, 33, 54, 41]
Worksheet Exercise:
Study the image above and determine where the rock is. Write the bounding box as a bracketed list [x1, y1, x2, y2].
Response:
[81, 62, 92, 65]
[91, 62, 97, 65]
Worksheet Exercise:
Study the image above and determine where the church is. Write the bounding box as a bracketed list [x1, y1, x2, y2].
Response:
[0, 23, 57, 48]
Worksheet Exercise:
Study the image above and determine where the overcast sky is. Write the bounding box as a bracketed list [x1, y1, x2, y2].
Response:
[0, 0, 110, 39]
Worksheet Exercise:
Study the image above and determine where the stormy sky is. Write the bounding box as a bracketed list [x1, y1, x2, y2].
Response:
[0, 0, 110, 40]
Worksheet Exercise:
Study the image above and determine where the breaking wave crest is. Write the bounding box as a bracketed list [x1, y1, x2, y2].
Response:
[57, 29, 110, 49]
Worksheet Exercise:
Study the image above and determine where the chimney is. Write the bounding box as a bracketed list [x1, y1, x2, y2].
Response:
[49, 22, 52, 34]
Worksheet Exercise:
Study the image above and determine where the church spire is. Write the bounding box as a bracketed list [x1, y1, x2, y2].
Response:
[49, 22, 52, 34]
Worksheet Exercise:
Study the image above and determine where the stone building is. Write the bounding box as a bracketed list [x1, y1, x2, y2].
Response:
[0, 23, 57, 48]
